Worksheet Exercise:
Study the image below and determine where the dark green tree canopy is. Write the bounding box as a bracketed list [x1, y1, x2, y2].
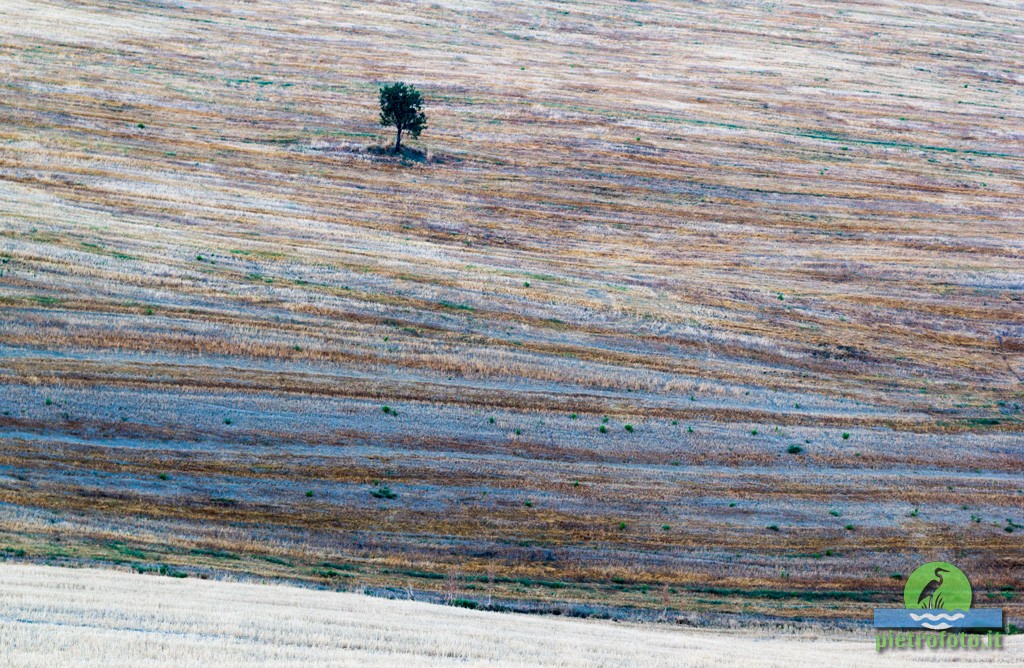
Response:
[378, 82, 427, 152]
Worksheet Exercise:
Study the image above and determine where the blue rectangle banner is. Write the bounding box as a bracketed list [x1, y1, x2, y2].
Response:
[874, 609, 1003, 630]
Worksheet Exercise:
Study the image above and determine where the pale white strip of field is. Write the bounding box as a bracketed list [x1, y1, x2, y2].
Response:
[0, 564, 1018, 667]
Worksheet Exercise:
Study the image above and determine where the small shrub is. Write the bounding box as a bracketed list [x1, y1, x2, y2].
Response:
[157, 565, 186, 578]
[767, 524, 780, 532]
[306, 490, 314, 498]
[617, 521, 627, 531]
[371, 485, 398, 500]
[842, 432, 850, 440]
[787, 444, 802, 454]
[845, 524, 855, 531]
[158, 473, 169, 481]
[599, 425, 607, 434]
[624, 424, 633, 433]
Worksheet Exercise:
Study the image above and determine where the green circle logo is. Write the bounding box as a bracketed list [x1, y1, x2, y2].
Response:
[904, 562, 972, 611]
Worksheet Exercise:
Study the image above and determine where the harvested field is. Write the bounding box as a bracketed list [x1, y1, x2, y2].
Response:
[0, 0, 1022, 625]
[2, 563, 1022, 667]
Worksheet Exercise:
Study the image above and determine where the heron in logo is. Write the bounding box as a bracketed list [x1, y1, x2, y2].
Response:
[915, 565, 950, 609]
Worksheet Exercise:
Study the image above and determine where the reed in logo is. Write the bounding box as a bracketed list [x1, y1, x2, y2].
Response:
[874, 561, 1005, 652]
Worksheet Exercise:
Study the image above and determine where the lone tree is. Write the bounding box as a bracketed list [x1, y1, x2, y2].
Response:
[378, 82, 427, 153]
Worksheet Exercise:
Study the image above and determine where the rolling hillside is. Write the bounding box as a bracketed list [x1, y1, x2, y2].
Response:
[0, 0, 1021, 623]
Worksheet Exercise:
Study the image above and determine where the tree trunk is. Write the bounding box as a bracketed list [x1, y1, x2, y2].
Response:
[394, 126, 402, 153]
